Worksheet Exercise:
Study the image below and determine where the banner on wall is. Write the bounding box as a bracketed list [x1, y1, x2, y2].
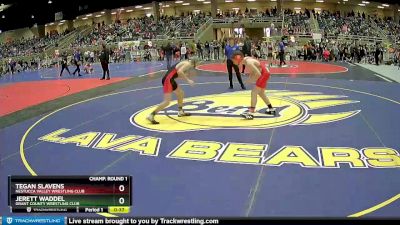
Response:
[6, 36, 13, 43]
[312, 33, 322, 43]
[118, 41, 141, 49]
[55, 11, 63, 21]
[116, 9, 121, 21]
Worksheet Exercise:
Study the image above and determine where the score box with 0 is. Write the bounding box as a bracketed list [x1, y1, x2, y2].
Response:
[8, 176, 132, 213]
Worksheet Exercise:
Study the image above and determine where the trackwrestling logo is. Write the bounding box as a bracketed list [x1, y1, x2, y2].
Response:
[131, 90, 361, 132]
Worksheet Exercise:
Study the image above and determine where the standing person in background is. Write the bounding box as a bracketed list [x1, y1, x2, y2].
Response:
[190, 42, 197, 58]
[158, 46, 165, 61]
[379, 46, 384, 65]
[261, 41, 267, 59]
[164, 42, 173, 69]
[84, 51, 89, 63]
[204, 41, 210, 61]
[72, 48, 82, 76]
[180, 43, 188, 60]
[375, 44, 381, 66]
[90, 51, 95, 63]
[225, 37, 246, 90]
[241, 36, 252, 73]
[209, 41, 215, 61]
[333, 45, 339, 61]
[339, 45, 344, 62]
[8, 58, 14, 75]
[214, 40, 220, 60]
[278, 37, 286, 66]
[197, 41, 203, 59]
[99, 43, 111, 80]
[59, 52, 71, 77]
[222, 39, 227, 53]
[360, 45, 366, 64]
[84, 62, 94, 74]
[36, 56, 42, 70]
[173, 43, 180, 62]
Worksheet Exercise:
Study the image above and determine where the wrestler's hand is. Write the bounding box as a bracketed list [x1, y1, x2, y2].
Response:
[188, 79, 195, 86]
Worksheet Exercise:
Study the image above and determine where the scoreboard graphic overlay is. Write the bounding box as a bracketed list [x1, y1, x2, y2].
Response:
[8, 176, 132, 213]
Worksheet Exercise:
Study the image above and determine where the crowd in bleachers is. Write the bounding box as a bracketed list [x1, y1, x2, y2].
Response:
[0, 58, 41, 75]
[281, 39, 400, 67]
[215, 7, 279, 19]
[0, 32, 68, 59]
[73, 16, 167, 47]
[283, 9, 312, 35]
[1, 6, 400, 76]
[376, 17, 400, 43]
[72, 13, 210, 48]
[172, 12, 210, 38]
[312, 9, 400, 66]
[317, 10, 387, 37]
[0, 31, 73, 75]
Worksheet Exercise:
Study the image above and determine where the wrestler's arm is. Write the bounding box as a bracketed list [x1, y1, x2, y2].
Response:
[245, 61, 262, 83]
[177, 63, 195, 86]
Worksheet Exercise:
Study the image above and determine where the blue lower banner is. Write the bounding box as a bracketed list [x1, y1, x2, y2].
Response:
[1, 217, 399, 225]
[1, 217, 65, 225]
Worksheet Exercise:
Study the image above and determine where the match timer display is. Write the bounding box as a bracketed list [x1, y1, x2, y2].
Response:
[8, 176, 132, 213]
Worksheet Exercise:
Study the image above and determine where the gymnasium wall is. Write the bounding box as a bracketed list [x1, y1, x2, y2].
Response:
[0, 26, 39, 43]
[244, 28, 264, 42]
[1, 0, 398, 44]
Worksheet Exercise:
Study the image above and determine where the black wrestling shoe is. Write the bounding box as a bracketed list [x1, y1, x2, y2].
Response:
[241, 113, 254, 120]
[178, 111, 191, 117]
[241, 85, 246, 90]
[146, 114, 159, 124]
[265, 108, 277, 115]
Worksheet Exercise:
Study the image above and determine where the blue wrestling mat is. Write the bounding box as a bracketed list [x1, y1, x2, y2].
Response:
[0, 62, 399, 217]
